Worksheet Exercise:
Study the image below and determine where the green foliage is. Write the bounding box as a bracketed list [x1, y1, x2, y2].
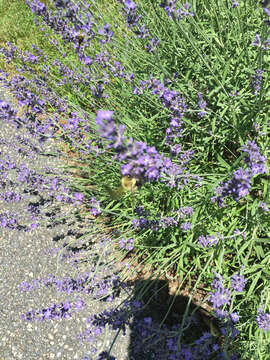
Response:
[2, 0, 269, 357]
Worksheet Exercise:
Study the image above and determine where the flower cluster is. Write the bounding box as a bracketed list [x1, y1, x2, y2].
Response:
[82, 299, 142, 338]
[263, 7, 270, 27]
[89, 196, 101, 216]
[132, 215, 178, 231]
[0, 211, 19, 230]
[96, 110, 188, 188]
[41, 272, 91, 294]
[97, 24, 114, 44]
[230, 272, 247, 292]
[256, 310, 270, 332]
[132, 206, 193, 232]
[118, 0, 159, 52]
[19, 259, 124, 301]
[213, 168, 252, 206]
[26, 0, 97, 61]
[133, 75, 188, 152]
[119, 237, 134, 251]
[20, 299, 85, 322]
[241, 140, 267, 176]
[80, 296, 238, 359]
[252, 33, 270, 50]
[160, 1, 194, 21]
[231, 0, 239, 7]
[197, 92, 207, 118]
[208, 272, 247, 339]
[212, 140, 267, 206]
[1, 61, 103, 157]
[258, 201, 269, 212]
[0, 100, 18, 122]
[0, 190, 21, 203]
[209, 273, 232, 310]
[175, 206, 193, 219]
[119, 0, 142, 27]
[93, 51, 134, 84]
[210, 271, 246, 307]
[197, 233, 222, 247]
[250, 69, 264, 95]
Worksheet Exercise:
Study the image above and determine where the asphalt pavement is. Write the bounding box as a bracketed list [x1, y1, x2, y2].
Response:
[0, 81, 133, 360]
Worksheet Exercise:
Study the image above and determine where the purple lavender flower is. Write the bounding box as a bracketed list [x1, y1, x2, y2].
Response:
[0, 43, 18, 63]
[229, 90, 239, 97]
[95, 110, 186, 186]
[132, 80, 147, 95]
[160, 0, 177, 19]
[19, 280, 39, 292]
[126, 238, 134, 250]
[26, 0, 95, 59]
[90, 299, 142, 336]
[25, 0, 46, 16]
[256, 310, 270, 332]
[209, 283, 232, 310]
[90, 197, 101, 216]
[98, 24, 114, 44]
[241, 140, 267, 175]
[180, 222, 192, 231]
[212, 168, 252, 206]
[251, 69, 264, 95]
[175, 2, 194, 20]
[0, 211, 19, 229]
[263, 7, 270, 26]
[251, 34, 270, 50]
[197, 92, 207, 118]
[197, 234, 219, 247]
[134, 24, 149, 38]
[0, 100, 17, 121]
[145, 38, 160, 53]
[212, 140, 266, 206]
[42, 272, 91, 294]
[160, 1, 194, 20]
[74, 192, 84, 202]
[134, 206, 148, 216]
[74, 299, 85, 311]
[230, 312, 240, 323]
[258, 201, 269, 211]
[252, 33, 262, 47]
[121, 0, 141, 27]
[176, 206, 193, 219]
[209, 271, 243, 342]
[211, 272, 224, 290]
[82, 56, 92, 65]
[160, 216, 178, 228]
[0, 191, 21, 203]
[230, 273, 246, 292]
[119, 238, 134, 251]
[232, 0, 239, 7]
[20, 300, 83, 322]
[91, 84, 108, 99]
[95, 110, 117, 143]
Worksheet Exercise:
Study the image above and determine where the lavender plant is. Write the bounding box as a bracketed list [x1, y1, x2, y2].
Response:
[1, 0, 270, 358]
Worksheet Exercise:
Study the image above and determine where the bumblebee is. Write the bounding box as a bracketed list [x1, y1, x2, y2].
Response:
[76, 34, 85, 49]
[105, 176, 139, 200]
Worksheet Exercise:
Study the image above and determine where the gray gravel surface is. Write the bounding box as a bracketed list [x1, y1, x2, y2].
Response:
[0, 83, 133, 360]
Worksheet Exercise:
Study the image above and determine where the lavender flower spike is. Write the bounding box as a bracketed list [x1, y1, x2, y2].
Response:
[256, 310, 270, 332]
